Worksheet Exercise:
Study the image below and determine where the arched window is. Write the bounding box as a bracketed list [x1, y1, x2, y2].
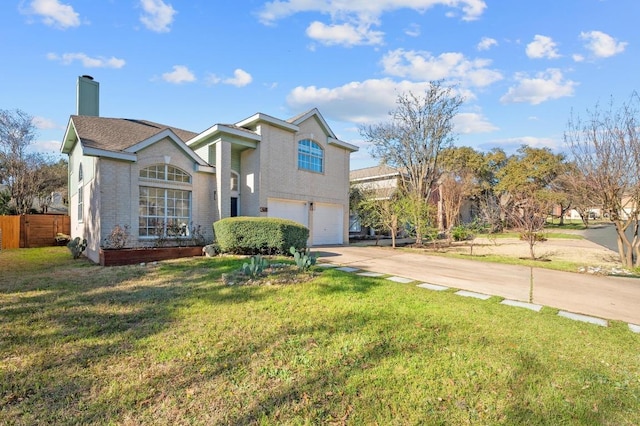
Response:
[140, 164, 191, 183]
[298, 139, 323, 173]
[139, 164, 192, 237]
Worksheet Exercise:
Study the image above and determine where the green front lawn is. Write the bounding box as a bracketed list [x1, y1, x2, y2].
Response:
[1, 248, 639, 424]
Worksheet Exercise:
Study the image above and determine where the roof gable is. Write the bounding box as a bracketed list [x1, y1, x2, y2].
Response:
[62, 116, 206, 165]
[288, 108, 335, 139]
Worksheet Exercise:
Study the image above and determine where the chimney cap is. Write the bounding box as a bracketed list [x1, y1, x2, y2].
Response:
[80, 75, 94, 80]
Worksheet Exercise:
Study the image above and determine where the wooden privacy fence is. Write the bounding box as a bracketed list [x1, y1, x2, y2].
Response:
[0, 216, 20, 250]
[0, 215, 70, 249]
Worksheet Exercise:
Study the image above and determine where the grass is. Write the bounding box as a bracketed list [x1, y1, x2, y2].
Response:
[1, 247, 639, 424]
[488, 232, 583, 240]
[434, 252, 587, 272]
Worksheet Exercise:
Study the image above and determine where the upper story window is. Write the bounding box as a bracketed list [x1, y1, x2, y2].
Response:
[298, 139, 323, 173]
[230, 171, 239, 192]
[140, 164, 191, 183]
[78, 163, 83, 181]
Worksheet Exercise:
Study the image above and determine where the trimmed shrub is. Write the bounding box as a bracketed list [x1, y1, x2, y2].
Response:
[213, 217, 309, 254]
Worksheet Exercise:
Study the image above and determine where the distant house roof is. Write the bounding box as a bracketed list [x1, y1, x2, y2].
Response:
[350, 164, 400, 182]
[69, 116, 198, 152]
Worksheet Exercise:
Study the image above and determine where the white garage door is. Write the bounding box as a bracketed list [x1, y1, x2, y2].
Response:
[312, 203, 343, 245]
[267, 198, 308, 227]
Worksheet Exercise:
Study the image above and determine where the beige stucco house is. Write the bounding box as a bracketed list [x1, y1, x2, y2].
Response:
[61, 76, 357, 263]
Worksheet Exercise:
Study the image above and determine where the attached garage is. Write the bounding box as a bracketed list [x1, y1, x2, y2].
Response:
[267, 199, 344, 245]
[267, 198, 308, 227]
[312, 202, 344, 245]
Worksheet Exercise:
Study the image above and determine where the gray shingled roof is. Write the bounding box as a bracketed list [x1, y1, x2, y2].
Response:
[349, 164, 400, 181]
[71, 115, 198, 152]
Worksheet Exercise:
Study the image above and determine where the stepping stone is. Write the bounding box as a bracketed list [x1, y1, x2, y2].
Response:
[386, 276, 414, 284]
[629, 323, 640, 334]
[455, 290, 491, 300]
[500, 299, 543, 312]
[417, 283, 449, 291]
[357, 271, 385, 277]
[317, 263, 338, 268]
[558, 311, 608, 327]
[336, 267, 359, 273]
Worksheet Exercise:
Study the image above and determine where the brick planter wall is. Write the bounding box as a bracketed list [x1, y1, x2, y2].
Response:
[99, 246, 203, 266]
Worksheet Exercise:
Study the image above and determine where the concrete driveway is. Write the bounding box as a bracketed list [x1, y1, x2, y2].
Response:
[317, 245, 640, 326]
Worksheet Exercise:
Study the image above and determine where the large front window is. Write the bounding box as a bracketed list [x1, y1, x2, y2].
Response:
[139, 164, 192, 237]
[298, 139, 323, 173]
[139, 187, 191, 237]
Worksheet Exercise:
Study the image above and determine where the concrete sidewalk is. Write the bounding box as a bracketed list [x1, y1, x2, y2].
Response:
[316, 245, 640, 326]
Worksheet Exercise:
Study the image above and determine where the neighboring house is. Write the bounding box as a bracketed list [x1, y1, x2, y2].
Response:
[61, 76, 358, 263]
[350, 164, 477, 234]
[349, 165, 402, 235]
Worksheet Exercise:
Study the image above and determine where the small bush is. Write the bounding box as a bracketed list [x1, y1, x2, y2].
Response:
[520, 231, 547, 242]
[214, 217, 309, 254]
[103, 225, 130, 249]
[451, 225, 472, 242]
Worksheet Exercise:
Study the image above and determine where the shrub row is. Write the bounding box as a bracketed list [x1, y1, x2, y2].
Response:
[213, 217, 309, 255]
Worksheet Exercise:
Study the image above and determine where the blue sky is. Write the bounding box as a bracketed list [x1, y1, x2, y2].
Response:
[1, 0, 637, 170]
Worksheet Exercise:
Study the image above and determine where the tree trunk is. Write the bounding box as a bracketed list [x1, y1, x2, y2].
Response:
[528, 238, 536, 259]
[614, 221, 633, 267]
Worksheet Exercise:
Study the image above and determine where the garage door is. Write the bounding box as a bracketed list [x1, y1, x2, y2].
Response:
[267, 198, 308, 227]
[312, 203, 343, 245]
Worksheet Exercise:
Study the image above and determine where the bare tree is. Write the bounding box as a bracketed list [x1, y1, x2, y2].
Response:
[0, 110, 66, 214]
[565, 93, 640, 267]
[507, 190, 554, 259]
[360, 81, 463, 245]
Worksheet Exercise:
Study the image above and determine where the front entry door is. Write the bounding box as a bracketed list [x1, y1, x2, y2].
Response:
[231, 197, 238, 217]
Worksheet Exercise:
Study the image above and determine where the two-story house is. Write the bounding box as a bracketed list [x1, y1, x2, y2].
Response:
[61, 76, 358, 263]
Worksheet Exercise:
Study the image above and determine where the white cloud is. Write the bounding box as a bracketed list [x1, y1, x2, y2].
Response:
[140, 0, 176, 33]
[224, 69, 253, 87]
[206, 69, 253, 87]
[29, 139, 64, 155]
[500, 69, 577, 105]
[26, 0, 80, 29]
[287, 78, 469, 124]
[258, 0, 486, 24]
[47, 52, 126, 68]
[306, 21, 384, 46]
[526, 35, 560, 59]
[490, 136, 560, 151]
[405, 23, 421, 37]
[572, 54, 585, 62]
[32, 116, 58, 130]
[453, 112, 498, 134]
[162, 65, 195, 84]
[381, 49, 503, 88]
[258, 0, 486, 45]
[580, 30, 627, 58]
[477, 37, 497, 51]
